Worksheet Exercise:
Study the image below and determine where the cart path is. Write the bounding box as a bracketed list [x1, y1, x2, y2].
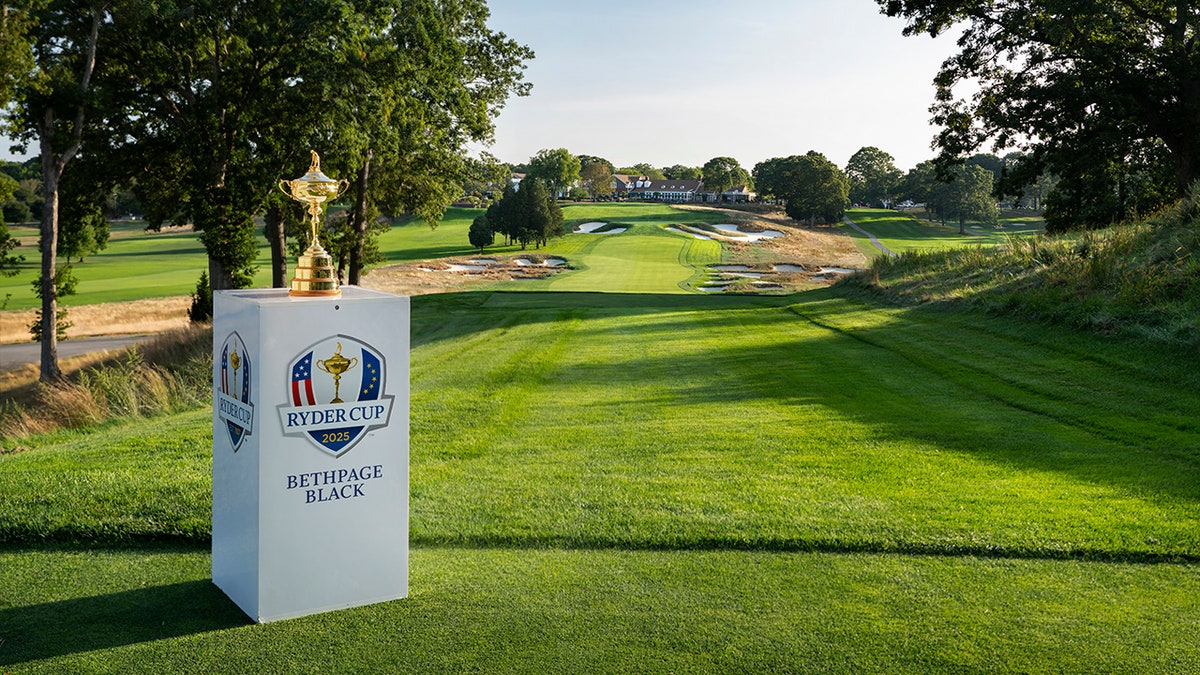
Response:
[0, 335, 155, 372]
[843, 216, 897, 257]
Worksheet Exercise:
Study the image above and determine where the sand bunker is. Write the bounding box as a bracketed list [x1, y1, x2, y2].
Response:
[575, 222, 628, 234]
[514, 257, 566, 267]
[713, 224, 784, 241]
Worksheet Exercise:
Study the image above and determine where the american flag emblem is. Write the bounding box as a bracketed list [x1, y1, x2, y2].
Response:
[278, 334, 394, 458]
[217, 331, 254, 452]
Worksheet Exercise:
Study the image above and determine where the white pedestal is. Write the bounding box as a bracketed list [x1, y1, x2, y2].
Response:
[211, 287, 409, 623]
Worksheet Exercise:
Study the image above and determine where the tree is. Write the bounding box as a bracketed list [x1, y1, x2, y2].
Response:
[945, 164, 998, 234]
[845, 146, 902, 207]
[513, 177, 562, 249]
[0, 172, 24, 276]
[98, 0, 351, 296]
[526, 148, 579, 198]
[486, 183, 519, 245]
[2, 0, 106, 381]
[579, 159, 614, 198]
[577, 155, 614, 175]
[880, 1, 1200, 228]
[319, 1, 532, 284]
[701, 157, 750, 202]
[755, 152, 849, 226]
[468, 213, 493, 252]
[618, 163, 665, 180]
[663, 164, 702, 180]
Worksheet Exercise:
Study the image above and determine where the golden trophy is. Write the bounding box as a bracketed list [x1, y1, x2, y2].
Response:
[279, 150, 349, 296]
[316, 342, 358, 404]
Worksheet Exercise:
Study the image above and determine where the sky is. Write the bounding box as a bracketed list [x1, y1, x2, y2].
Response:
[2, 0, 960, 173]
[480, 0, 961, 172]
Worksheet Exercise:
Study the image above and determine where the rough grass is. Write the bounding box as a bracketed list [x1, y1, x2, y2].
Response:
[0, 324, 212, 446]
[850, 195, 1200, 345]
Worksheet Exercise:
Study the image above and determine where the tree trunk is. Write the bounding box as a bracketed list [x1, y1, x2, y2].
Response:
[348, 150, 372, 286]
[264, 202, 288, 287]
[33, 6, 100, 383]
[38, 129, 62, 383]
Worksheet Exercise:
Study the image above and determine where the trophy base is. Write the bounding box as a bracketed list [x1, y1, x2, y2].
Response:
[289, 245, 340, 297]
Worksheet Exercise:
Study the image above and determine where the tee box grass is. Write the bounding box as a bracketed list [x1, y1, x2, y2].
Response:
[2, 202, 1197, 672]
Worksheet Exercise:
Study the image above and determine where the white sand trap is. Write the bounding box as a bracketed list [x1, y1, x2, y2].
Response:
[667, 226, 713, 240]
[819, 267, 858, 275]
[446, 263, 488, 272]
[712, 224, 784, 241]
[772, 264, 806, 273]
[698, 285, 729, 293]
[514, 258, 566, 267]
[576, 222, 608, 233]
[466, 258, 497, 265]
[727, 272, 764, 279]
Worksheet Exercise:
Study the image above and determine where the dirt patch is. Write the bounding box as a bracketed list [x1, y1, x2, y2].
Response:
[0, 296, 191, 345]
[673, 204, 868, 269]
[360, 255, 567, 296]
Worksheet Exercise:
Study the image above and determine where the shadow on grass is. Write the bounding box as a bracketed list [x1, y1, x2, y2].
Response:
[0, 579, 249, 666]
[410, 290, 799, 348]
[413, 288, 1200, 512]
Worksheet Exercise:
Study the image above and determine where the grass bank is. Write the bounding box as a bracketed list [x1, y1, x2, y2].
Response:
[851, 195, 1200, 344]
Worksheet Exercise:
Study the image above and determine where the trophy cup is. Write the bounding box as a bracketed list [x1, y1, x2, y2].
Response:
[279, 150, 349, 296]
[316, 342, 358, 403]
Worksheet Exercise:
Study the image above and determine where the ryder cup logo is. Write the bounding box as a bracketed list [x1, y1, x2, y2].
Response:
[216, 332, 255, 452]
[277, 335, 394, 457]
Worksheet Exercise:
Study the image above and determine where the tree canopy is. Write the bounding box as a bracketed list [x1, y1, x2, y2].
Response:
[526, 148, 579, 198]
[754, 152, 849, 225]
[701, 156, 751, 200]
[579, 159, 614, 198]
[845, 146, 902, 207]
[880, 0, 1199, 228]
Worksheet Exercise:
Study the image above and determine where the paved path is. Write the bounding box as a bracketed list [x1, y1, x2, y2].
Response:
[0, 335, 155, 372]
[843, 216, 897, 257]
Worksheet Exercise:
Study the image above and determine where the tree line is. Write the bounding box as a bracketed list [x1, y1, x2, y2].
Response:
[1, 0, 533, 381]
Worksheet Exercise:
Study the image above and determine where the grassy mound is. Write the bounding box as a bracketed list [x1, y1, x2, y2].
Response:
[853, 196, 1200, 344]
[0, 325, 212, 446]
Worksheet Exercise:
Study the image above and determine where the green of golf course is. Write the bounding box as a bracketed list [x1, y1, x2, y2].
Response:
[1, 203, 1197, 673]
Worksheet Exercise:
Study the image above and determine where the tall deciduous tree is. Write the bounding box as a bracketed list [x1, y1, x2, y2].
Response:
[663, 164, 702, 180]
[880, 0, 1200, 228]
[526, 147, 578, 198]
[321, 0, 532, 285]
[579, 159, 613, 198]
[845, 146, 902, 207]
[107, 0, 346, 296]
[754, 152, 849, 226]
[2, 0, 106, 381]
[619, 163, 665, 180]
[701, 156, 750, 202]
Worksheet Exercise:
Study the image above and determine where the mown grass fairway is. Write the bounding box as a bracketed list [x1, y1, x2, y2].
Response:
[2, 289, 1198, 672]
[0, 222, 276, 311]
[0, 203, 727, 311]
[844, 208, 1044, 257]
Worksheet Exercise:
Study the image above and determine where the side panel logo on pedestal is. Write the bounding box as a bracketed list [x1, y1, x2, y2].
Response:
[216, 331, 255, 452]
[277, 334, 394, 457]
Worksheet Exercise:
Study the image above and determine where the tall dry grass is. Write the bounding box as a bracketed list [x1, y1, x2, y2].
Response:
[853, 189, 1200, 344]
[0, 323, 212, 449]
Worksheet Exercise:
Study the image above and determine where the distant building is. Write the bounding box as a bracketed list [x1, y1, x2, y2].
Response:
[612, 174, 638, 198]
[718, 185, 756, 204]
[627, 177, 705, 203]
